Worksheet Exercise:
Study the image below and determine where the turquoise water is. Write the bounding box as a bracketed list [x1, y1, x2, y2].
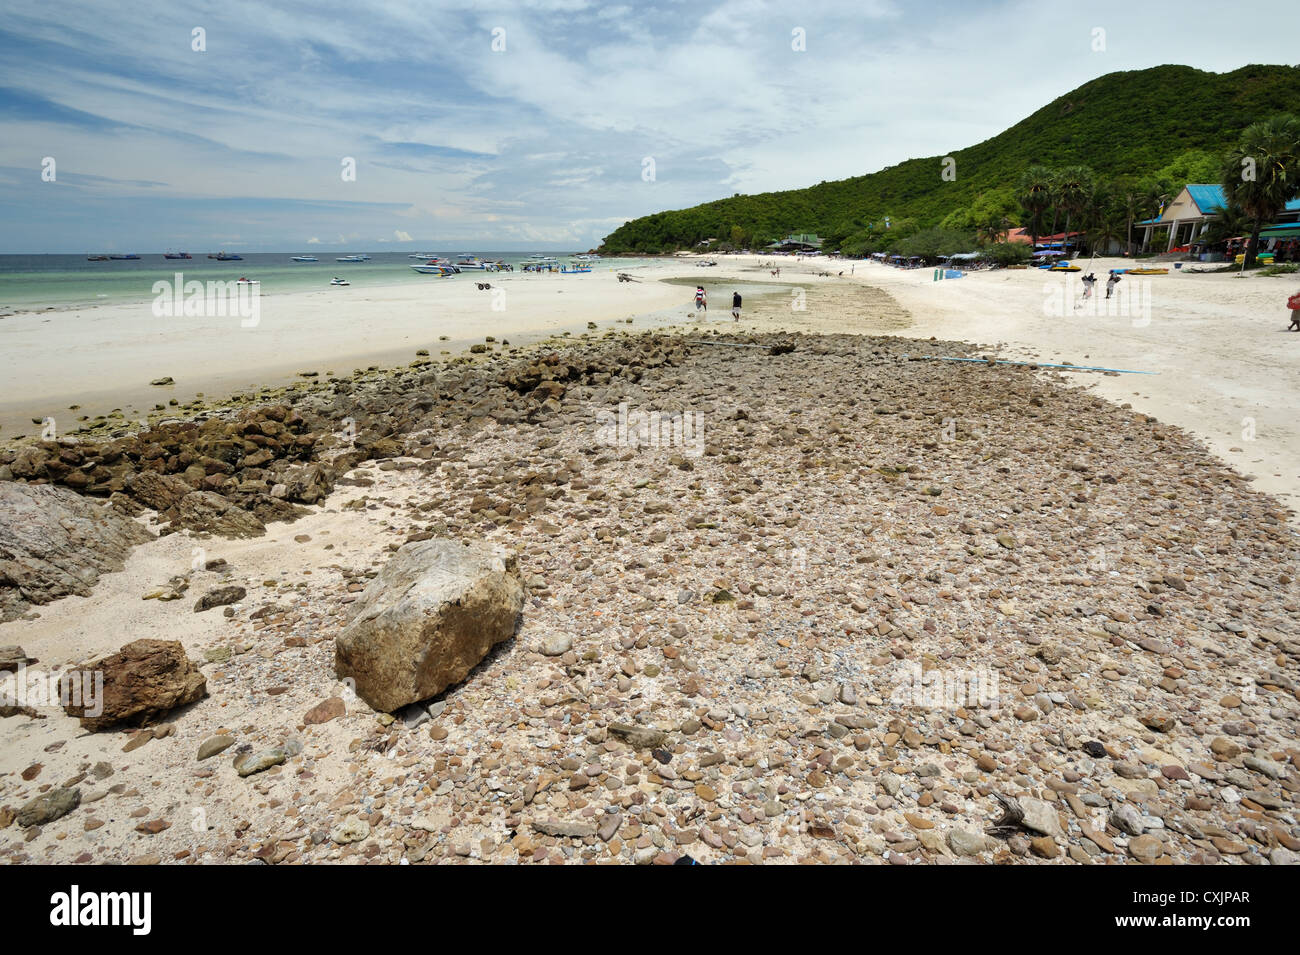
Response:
[0, 252, 659, 311]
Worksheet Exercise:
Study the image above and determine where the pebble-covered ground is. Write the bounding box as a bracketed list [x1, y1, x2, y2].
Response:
[2, 330, 1298, 865]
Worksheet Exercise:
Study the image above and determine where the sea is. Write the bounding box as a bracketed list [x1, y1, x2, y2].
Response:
[0, 252, 659, 312]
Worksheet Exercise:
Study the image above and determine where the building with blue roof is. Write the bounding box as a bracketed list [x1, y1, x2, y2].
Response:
[1137, 184, 1300, 253]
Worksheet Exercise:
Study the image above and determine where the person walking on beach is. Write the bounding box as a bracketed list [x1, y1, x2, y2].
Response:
[694, 286, 707, 314]
[1081, 272, 1097, 299]
[1288, 289, 1300, 330]
[732, 290, 742, 321]
[1106, 272, 1121, 299]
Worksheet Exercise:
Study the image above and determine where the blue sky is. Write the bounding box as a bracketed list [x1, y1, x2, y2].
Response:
[1, 0, 1297, 253]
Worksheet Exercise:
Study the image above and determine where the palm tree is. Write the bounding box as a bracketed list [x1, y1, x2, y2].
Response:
[1118, 187, 1153, 255]
[1088, 212, 1125, 258]
[1056, 165, 1095, 256]
[1017, 166, 1053, 249]
[1221, 113, 1300, 268]
[1199, 202, 1252, 251]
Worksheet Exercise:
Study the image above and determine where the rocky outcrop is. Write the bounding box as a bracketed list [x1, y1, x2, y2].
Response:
[0, 482, 153, 622]
[63, 639, 207, 730]
[335, 539, 524, 712]
[176, 491, 266, 538]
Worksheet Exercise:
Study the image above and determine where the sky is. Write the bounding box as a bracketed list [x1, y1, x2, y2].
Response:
[1, 0, 1297, 253]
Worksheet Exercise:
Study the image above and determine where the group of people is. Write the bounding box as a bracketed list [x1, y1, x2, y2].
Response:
[694, 286, 742, 320]
[1080, 271, 1122, 300]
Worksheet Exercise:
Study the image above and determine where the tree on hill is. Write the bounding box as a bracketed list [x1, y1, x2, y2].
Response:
[1221, 113, 1300, 268]
[1017, 166, 1053, 249]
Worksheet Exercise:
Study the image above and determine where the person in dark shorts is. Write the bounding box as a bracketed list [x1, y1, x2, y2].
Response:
[732, 291, 742, 321]
[694, 286, 706, 313]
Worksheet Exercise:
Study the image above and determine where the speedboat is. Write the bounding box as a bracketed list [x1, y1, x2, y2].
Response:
[209, 252, 243, 260]
[336, 254, 368, 263]
[410, 260, 457, 275]
[408, 252, 436, 259]
[236, 277, 260, 285]
[109, 254, 140, 260]
[329, 276, 350, 286]
[291, 255, 318, 263]
[454, 254, 491, 271]
[87, 255, 109, 261]
[561, 262, 592, 273]
[164, 252, 192, 259]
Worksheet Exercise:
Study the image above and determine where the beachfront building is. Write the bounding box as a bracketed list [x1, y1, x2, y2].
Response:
[1137, 184, 1300, 254]
[768, 233, 823, 253]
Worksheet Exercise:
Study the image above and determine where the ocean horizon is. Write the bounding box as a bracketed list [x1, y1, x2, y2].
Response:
[0, 251, 657, 312]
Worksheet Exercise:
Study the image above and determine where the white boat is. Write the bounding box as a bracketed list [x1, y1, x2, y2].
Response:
[574, 254, 600, 261]
[335, 254, 369, 262]
[407, 252, 436, 259]
[329, 276, 350, 286]
[526, 254, 558, 264]
[291, 255, 318, 262]
[454, 254, 492, 271]
[410, 257, 458, 275]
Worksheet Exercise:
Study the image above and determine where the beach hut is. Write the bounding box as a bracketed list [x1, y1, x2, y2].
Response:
[1137, 184, 1300, 254]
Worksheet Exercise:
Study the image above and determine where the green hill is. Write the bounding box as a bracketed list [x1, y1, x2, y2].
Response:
[598, 64, 1300, 254]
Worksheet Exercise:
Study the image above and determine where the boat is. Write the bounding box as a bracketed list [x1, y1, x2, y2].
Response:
[1048, 263, 1081, 272]
[163, 252, 192, 260]
[335, 254, 369, 263]
[87, 255, 109, 261]
[408, 252, 437, 259]
[561, 262, 592, 273]
[526, 254, 558, 264]
[410, 261, 457, 275]
[209, 252, 243, 260]
[454, 254, 493, 271]
[574, 254, 601, 262]
[236, 277, 260, 285]
[1127, 267, 1169, 275]
[109, 254, 140, 260]
[291, 255, 318, 262]
[329, 277, 350, 286]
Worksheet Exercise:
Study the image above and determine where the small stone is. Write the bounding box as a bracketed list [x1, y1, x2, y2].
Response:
[197, 735, 235, 760]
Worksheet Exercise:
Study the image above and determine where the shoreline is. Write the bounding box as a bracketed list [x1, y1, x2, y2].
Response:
[2, 252, 1297, 512]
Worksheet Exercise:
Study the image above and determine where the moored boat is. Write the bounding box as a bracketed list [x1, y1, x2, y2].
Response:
[86, 255, 109, 261]
[209, 252, 243, 260]
[291, 255, 318, 262]
[335, 254, 369, 263]
[163, 252, 192, 259]
[109, 253, 140, 260]
[329, 276, 350, 286]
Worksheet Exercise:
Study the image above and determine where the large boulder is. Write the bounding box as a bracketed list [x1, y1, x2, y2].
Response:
[175, 491, 266, 538]
[63, 638, 207, 730]
[125, 470, 193, 511]
[335, 539, 523, 712]
[0, 481, 153, 622]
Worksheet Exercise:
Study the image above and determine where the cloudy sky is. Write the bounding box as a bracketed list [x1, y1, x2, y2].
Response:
[1, 0, 1296, 253]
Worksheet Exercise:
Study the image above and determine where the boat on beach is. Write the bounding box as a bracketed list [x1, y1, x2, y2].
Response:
[1127, 267, 1169, 275]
